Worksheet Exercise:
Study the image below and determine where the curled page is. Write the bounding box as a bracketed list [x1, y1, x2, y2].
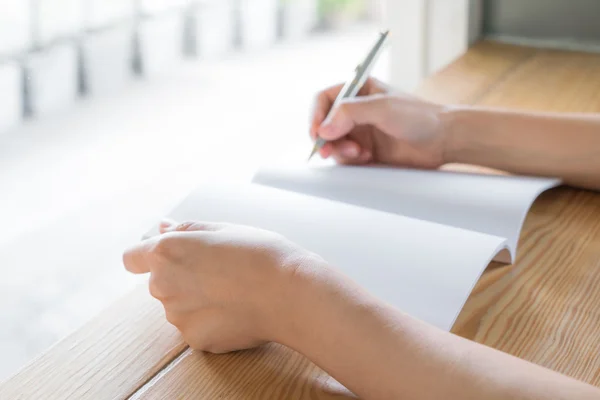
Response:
[253, 165, 559, 263]
[156, 183, 508, 331]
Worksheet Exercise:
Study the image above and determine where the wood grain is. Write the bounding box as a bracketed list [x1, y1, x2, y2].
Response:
[477, 48, 600, 112]
[131, 345, 356, 400]
[415, 41, 535, 104]
[470, 188, 600, 384]
[124, 41, 600, 397]
[130, 42, 600, 396]
[0, 285, 186, 400]
[449, 45, 600, 385]
[2, 41, 600, 399]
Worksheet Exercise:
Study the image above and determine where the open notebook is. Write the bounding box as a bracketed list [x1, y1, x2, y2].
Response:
[149, 165, 558, 332]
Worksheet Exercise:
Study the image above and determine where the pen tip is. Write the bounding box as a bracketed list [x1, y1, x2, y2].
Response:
[307, 145, 319, 162]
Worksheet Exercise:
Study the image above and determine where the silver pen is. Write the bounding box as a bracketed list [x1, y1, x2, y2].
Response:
[308, 30, 390, 161]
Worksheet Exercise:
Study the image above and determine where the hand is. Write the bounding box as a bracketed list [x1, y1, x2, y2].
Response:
[310, 78, 449, 168]
[123, 220, 327, 354]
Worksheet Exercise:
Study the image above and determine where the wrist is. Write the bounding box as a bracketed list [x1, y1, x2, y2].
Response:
[272, 258, 334, 348]
[273, 259, 352, 350]
[274, 258, 385, 360]
[439, 106, 472, 164]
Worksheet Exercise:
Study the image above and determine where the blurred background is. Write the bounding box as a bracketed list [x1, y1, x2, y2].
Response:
[0, 0, 390, 381]
[3, 0, 600, 382]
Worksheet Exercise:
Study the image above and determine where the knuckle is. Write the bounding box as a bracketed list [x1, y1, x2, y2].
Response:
[187, 335, 211, 352]
[190, 339, 225, 354]
[164, 310, 184, 327]
[337, 102, 350, 113]
[181, 320, 225, 354]
[148, 275, 169, 301]
[176, 221, 197, 231]
[153, 234, 180, 258]
[336, 103, 352, 120]
[148, 282, 164, 301]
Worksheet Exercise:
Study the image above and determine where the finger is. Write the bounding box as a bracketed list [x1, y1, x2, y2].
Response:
[159, 218, 179, 234]
[318, 95, 389, 141]
[332, 150, 372, 165]
[330, 140, 361, 163]
[331, 140, 372, 165]
[160, 220, 225, 234]
[123, 235, 160, 274]
[320, 140, 361, 160]
[310, 78, 387, 138]
[363, 77, 390, 95]
[319, 142, 334, 158]
[310, 83, 345, 139]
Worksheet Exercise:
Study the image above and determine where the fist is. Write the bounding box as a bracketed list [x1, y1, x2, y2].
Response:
[311, 78, 448, 169]
[123, 220, 324, 354]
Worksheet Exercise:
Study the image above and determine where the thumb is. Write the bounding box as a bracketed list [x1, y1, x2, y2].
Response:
[159, 219, 225, 234]
[318, 94, 388, 140]
[123, 235, 160, 274]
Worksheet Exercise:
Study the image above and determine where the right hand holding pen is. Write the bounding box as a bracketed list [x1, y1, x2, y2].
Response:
[311, 78, 450, 169]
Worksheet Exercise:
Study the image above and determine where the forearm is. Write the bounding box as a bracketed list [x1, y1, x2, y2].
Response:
[280, 266, 600, 400]
[444, 108, 600, 190]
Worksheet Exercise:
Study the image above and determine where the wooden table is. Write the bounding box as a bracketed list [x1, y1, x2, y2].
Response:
[2, 41, 600, 399]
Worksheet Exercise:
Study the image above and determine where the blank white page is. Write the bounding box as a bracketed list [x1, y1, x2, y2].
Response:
[157, 183, 507, 331]
[253, 165, 559, 262]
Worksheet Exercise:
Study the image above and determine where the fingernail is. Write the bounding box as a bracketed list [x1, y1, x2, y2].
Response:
[160, 218, 177, 230]
[319, 124, 333, 138]
[341, 146, 359, 158]
[320, 116, 337, 137]
[320, 143, 332, 159]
